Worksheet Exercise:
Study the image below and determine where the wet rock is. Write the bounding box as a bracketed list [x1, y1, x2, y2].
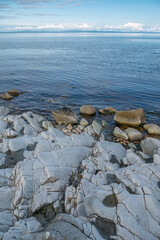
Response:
[52, 107, 78, 125]
[113, 126, 128, 140]
[125, 127, 142, 141]
[98, 109, 105, 114]
[0, 93, 13, 100]
[80, 118, 89, 127]
[80, 105, 96, 116]
[105, 107, 117, 114]
[99, 107, 117, 115]
[140, 137, 160, 156]
[144, 123, 160, 135]
[7, 89, 20, 97]
[114, 108, 145, 127]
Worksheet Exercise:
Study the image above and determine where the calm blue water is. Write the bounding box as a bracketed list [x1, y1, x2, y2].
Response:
[0, 33, 160, 124]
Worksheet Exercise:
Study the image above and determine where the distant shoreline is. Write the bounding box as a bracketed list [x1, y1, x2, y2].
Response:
[1, 31, 160, 34]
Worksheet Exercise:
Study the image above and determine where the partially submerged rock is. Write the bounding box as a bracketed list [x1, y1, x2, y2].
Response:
[99, 107, 117, 115]
[52, 107, 78, 125]
[7, 89, 20, 97]
[144, 123, 160, 135]
[114, 108, 145, 127]
[0, 93, 13, 100]
[0, 89, 20, 100]
[80, 105, 96, 116]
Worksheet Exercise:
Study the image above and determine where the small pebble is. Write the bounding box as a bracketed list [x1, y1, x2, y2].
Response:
[66, 124, 73, 131]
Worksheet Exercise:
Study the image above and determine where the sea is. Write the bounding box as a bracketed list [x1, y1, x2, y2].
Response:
[0, 32, 160, 127]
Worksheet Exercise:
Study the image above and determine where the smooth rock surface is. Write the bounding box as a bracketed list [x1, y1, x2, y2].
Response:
[140, 137, 160, 156]
[0, 93, 13, 100]
[113, 126, 128, 140]
[125, 127, 142, 141]
[114, 108, 145, 127]
[7, 89, 20, 96]
[80, 105, 96, 116]
[144, 123, 160, 135]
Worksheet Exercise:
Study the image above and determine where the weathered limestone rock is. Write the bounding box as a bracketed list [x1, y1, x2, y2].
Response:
[0, 153, 5, 166]
[0, 106, 11, 119]
[114, 108, 145, 127]
[2, 217, 43, 240]
[122, 149, 144, 166]
[125, 127, 142, 141]
[42, 121, 53, 130]
[92, 120, 102, 136]
[144, 124, 160, 135]
[140, 137, 160, 156]
[3, 129, 19, 138]
[0, 121, 7, 135]
[80, 118, 89, 127]
[52, 107, 78, 125]
[153, 154, 160, 165]
[44, 214, 105, 240]
[1, 106, 160, 240]
[96, 140, 126, 161]
[64, 151, 160, 240]
[113, 126, 128, 140]
[80, 105, 96, 116]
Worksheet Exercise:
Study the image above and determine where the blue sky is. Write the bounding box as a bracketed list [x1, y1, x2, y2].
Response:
[0, 0, 160, 32]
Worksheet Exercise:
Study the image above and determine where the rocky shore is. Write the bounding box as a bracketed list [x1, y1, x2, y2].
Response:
[0, 104, 160, 240]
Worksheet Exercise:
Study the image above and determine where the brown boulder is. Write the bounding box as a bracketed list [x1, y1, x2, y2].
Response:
[0, 92, 13, 100]
[52, 107, 78, 125]
[7, 89, 20, 96]
[80, 105, 96, 116]
[114, 108, 145, 127]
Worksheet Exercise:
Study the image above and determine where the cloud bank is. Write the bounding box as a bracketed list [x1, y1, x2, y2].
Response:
[3, 22, 160, 32]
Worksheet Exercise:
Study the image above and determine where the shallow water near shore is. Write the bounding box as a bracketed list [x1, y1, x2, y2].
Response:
[0, 32, 160, 126]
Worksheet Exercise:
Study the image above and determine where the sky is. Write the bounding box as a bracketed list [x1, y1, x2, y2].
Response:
[0, 0, 160, 32]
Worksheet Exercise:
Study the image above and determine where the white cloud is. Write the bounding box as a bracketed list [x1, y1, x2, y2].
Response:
[104, 22, 144, 31]
[37, 24, 65, 29]
[4, 22, 160, 32]
[7, 26, 34, 30]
